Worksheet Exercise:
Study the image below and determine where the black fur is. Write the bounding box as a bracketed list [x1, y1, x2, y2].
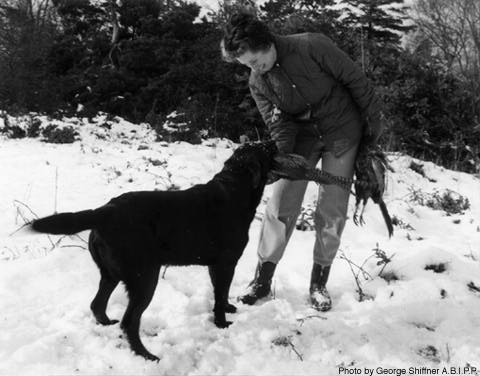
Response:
[30, 141, 278, 361]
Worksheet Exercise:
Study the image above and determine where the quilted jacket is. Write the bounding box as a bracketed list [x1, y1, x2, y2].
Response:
[249, 33, 383, 156]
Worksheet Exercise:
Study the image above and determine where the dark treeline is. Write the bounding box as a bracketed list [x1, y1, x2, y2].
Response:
[0, 0, 479, 172]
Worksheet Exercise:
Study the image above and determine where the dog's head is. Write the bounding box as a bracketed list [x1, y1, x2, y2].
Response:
[223, 140, 278, 189]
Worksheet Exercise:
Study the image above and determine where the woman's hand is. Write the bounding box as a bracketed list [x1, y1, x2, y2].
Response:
[269, 120, 299, 154]
[363, 112, 386, 146]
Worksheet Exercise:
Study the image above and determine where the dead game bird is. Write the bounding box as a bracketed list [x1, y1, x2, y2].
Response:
[353, 146, 394, 237]
[268, 147, 394, 237]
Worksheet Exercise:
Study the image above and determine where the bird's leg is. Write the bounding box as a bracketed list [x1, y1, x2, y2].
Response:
[353, 202, 361, 226]
[359, 199, 368, 226]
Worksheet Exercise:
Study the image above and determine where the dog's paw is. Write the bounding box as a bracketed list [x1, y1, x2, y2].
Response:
[225, 303, 237, 313]
[132, 346, 160, 362]
[96, 317, 120, 326]
[148, 354, 160, 362]
[214, 319, 233, 329]
[140, 352, 160, 362]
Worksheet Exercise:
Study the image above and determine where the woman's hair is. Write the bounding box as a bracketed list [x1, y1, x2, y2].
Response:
[221, 13, 274, 62]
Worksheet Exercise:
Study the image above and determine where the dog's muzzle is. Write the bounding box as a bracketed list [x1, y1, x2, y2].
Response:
[257, 140, 278, 158]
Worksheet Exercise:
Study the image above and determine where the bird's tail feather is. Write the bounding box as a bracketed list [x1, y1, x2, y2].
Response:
[378, 201, 394, 238]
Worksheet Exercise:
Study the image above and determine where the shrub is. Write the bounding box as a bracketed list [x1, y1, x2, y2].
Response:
[155, 112, 202, 144]
[0, 115, 42, 139]
[41, 124, 78, 144]
[409, 188, 470, 215]
[425, 190, 470, 215]
[409, 161, 426, 177]
[2, 125, 26, 139]
[425, 263, 447, 273]
[27, 118, 42, 137]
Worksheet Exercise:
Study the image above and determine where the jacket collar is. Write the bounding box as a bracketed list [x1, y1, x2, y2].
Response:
[249, 34, 294, 82]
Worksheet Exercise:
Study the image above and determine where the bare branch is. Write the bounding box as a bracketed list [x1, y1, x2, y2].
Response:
[413, 0, 479, 80]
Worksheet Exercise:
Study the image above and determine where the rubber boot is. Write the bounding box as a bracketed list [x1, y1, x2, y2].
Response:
[309, 263, 332, 311]
[239, 261, 276, 305]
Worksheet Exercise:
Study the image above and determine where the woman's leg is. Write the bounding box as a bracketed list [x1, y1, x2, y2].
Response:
[313, 141, 360, 266]
[308, 141, 360, 311]
[239, 133, 324, 305]
[257, 139, 324, 263]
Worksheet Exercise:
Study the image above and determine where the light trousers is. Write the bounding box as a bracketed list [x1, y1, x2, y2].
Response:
[257, 135, 359, 267]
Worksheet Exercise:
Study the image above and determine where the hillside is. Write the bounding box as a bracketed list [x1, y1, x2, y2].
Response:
[1, 115, 479, 375]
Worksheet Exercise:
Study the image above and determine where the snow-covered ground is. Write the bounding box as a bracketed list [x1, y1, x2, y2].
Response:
[1, 115, 479, 376]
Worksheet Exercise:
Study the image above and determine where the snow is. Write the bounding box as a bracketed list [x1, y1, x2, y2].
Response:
[1, 114, 480, 375]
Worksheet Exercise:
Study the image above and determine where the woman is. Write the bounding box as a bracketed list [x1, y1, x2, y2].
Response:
[221, 13, 384, 311]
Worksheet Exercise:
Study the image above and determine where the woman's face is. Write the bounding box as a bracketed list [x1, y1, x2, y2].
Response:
[236, 44, 277, 74]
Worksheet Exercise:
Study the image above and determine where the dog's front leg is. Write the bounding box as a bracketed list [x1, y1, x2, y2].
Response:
[208, 263, 237, 313]
[208, 264, 236, 328]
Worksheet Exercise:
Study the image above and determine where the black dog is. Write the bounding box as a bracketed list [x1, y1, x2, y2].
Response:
[29, 141, 278, 361]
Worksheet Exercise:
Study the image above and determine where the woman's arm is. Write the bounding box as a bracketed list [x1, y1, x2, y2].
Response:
[250, 84, 298, 153]
[308, 34, 384, 144]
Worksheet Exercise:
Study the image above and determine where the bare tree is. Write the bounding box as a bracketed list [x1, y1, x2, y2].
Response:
[412, 0, 480, 116]
[107, 0, 121, 68]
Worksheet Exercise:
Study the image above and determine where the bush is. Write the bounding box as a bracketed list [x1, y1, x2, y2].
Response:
[409, 188, 470, 215]
[409, 161, 426, 177]
[27, 118, 42, 137]
[1, 124, 26, 139]
[41, 124, 78, 144]
[155, 112, 202, 144]
[382, 52, 480, 173]
[0, 115, 42, 139]
[425, 190, 470, 215]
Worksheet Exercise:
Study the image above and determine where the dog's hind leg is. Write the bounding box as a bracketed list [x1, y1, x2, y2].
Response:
[90, 272, 119, 326]
[88, 231, 119, 325]
[121, 266, 160, 362]
[209, 263, 236, 328]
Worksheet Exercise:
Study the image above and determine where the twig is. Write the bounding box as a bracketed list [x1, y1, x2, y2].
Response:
[339, 252, 373, 280]
[272, 336, 303, 361]
[341, 254, 366, 299]
[9, 222, 31, 237]
[296, 315, 327, 326]
[13, 199, 39, 220]
[359, 254, 376, 278]
[339, 251, 372, 301]
[13, 199, 57, 248]
[72, 234, 88, 245]
[15, 207, 30, 226]
[49, 235, 68, 252]
[467, 282, 480, 293]
[289, 340, 303, 361]
[54, 167, 58, 214]
[60, 244, 88, 251]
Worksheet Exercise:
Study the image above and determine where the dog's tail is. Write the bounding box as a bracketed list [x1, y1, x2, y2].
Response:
[30, 207, 110, 235]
